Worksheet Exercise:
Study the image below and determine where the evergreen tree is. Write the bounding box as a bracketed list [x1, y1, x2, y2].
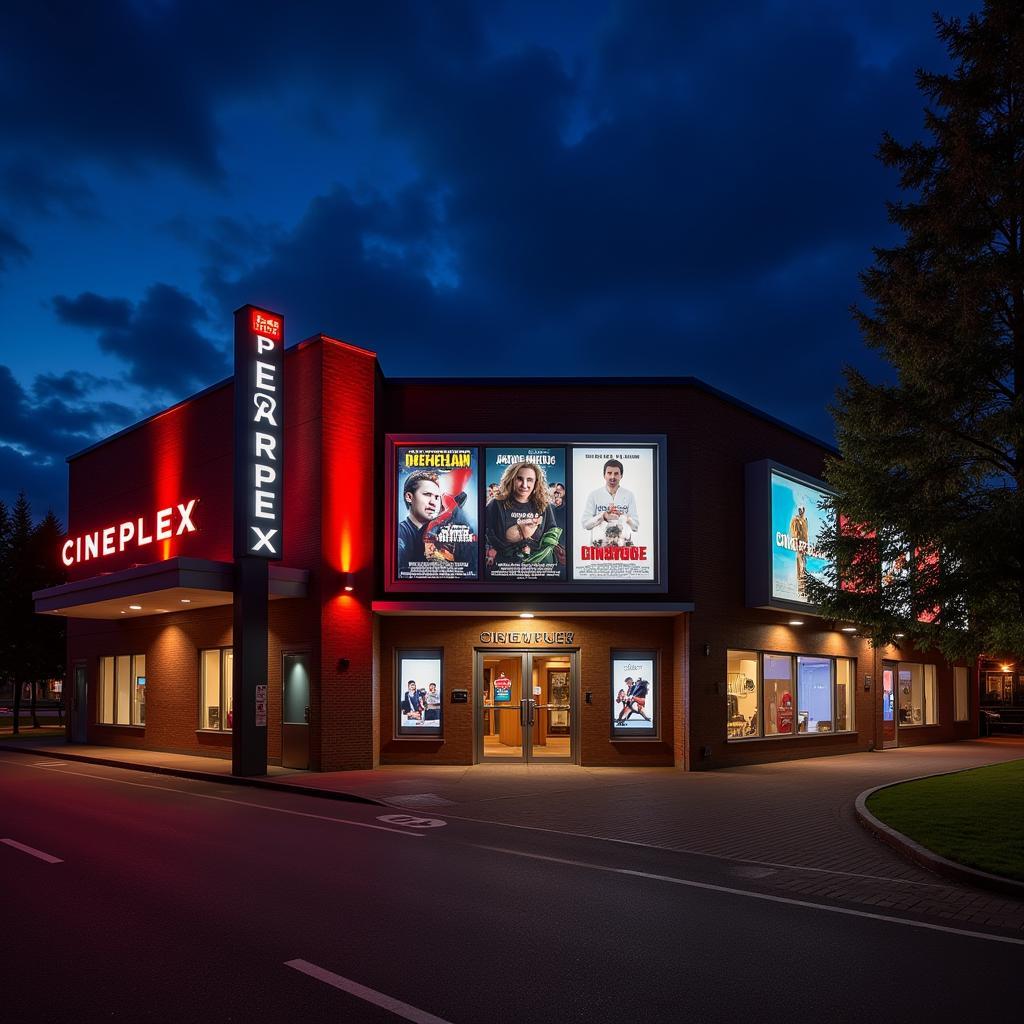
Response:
[809, 1, 1024, 661]
[0, 500, 11, 717]
[8, 493, 33, 733]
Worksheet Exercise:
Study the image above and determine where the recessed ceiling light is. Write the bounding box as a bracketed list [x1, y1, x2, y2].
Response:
[840, 626, 857, 633]
[520, 612, 534, 619]
[894, 633, 905, 639]
[129, 604, 142, 611]
[788, 619, 804, 626]
[180, 598, 191, 604]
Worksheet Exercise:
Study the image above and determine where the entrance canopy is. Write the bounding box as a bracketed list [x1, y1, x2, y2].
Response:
[34, 557, 308, 620]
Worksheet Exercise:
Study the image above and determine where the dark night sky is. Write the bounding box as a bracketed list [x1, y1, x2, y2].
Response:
[0, 1, 974, 521]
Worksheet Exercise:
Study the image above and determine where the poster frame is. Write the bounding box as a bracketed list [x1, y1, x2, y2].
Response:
[609, 648, 661, 741]
[745, 459, 834, 614]
[384, 434, 667, 594]
[394, 647, 445, 740]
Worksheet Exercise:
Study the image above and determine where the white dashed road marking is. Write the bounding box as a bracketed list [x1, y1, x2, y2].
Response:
[1, 838, 63, 864]
[286, 959, 454, 1024]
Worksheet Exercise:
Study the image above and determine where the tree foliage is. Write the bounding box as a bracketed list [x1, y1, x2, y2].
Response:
[808, 1, 1024, 661]
[0, 494, 67, 732]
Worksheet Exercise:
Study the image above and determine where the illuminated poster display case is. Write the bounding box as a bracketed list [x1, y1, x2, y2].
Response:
[385, 435, 667, 593]
[745, 459, 834, 613]
[395, 649, 444, 738]
[610, 650, 659, 740]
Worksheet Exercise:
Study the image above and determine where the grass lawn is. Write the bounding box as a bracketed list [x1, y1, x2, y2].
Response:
[867, 760, 1024, 882]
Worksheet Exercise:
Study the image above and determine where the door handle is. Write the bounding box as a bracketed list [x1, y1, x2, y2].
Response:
[304, 706, 310, 723]
[519, 698, 528, 728]
[528, 699, 536, 726]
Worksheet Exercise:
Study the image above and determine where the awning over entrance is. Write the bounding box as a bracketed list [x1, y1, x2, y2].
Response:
[371, 601, 694, 616]
[33, 557, 308, 620]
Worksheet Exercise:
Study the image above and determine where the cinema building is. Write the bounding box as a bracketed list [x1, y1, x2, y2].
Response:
[34, 311, 982, 773]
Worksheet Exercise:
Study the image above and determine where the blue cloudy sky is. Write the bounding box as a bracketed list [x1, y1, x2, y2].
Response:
[0, 0, 972, 519]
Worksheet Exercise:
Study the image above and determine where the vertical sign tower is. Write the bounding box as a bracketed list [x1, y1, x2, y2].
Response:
[232, 304, 284, 776]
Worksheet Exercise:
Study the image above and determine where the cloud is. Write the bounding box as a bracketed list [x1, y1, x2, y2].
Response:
[1, 158, 98, 219]
[53, 292, 133, 331]
[0, 223, 30, 272]
[54, 284, 229, 393]
[0, 363, 142, 520]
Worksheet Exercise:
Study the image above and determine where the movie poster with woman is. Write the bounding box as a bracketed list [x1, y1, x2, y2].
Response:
[395, 447, 479, 581]
[483, 447, 567, 582]
[611, 653, 657, 737]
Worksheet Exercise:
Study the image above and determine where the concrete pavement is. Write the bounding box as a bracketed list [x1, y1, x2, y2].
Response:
[4, 735, 1023, 930]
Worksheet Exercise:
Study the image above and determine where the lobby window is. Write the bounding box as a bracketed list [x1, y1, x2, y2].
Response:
[726, 651, 856, 739]
[201, 648, 234, 731]
[897, 663, 937, 726]
[726, 650, 759, 737]
[834, 658, 855, 732]
[763, 654, 794, 736]
[98, 654, 146, 726]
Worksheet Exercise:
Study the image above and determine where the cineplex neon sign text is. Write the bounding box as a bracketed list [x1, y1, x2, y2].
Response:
[61, 499, 198, 567]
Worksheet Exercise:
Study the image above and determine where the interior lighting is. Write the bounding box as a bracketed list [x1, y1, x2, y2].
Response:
[840, 626, 857, 633]
[180, 598, 191, 604]
[894, 633, 905, 639]
[343, 572, 356, 592]
[788, 619, 804, 626]
[128, 604, 142, 611]
[520, 612, 535, 619]
[1001, 663, 1013, 673]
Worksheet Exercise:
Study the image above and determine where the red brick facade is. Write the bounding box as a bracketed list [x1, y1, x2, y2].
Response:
[55, 334, 977, 772]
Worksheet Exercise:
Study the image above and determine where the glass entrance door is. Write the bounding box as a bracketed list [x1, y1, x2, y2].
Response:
[881, 661, 898, 748]
[478, 651, 575, 763]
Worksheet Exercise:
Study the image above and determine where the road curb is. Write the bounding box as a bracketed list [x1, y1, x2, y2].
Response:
[0, 743, 384, 806]
[855, 770, 1024, 899]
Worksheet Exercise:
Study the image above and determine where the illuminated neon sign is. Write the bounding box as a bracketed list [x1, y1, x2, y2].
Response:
[234, 304, 284, 559]
[61, 499, 199, 566]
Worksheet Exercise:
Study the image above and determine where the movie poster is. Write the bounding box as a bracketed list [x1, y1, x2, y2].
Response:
[611, 653, 657, 736]
[396, 447, 479, 580]
[483, 447, 567, 582]
[770, 472, 831, 604]
[396, 652, 442, 736]
[572, 446, 656, 581]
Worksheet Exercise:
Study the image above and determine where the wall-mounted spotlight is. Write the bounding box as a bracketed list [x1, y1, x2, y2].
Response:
[343, 573, 355, 593]
[520, 612, 534, 619]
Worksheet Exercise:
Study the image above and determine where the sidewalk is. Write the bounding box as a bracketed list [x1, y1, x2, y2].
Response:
[4, 735, 1024, 929]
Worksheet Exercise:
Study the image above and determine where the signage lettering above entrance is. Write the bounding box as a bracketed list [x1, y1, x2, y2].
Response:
[234, 304, 284, 559]
[60, 499, 199, 566]
[479, 631, 574, 645]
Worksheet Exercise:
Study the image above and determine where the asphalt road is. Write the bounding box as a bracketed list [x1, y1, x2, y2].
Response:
[1, 750, 1020, 1023]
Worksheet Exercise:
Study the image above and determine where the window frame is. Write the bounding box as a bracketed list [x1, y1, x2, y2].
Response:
[97, 653, 146, 727]
[726, 649, 857, 742]
[199, 646, 234, 733]
[895, 661, 938, 727]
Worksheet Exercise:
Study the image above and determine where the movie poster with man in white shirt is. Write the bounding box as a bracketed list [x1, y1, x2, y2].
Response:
[572, 446, 656, 581]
